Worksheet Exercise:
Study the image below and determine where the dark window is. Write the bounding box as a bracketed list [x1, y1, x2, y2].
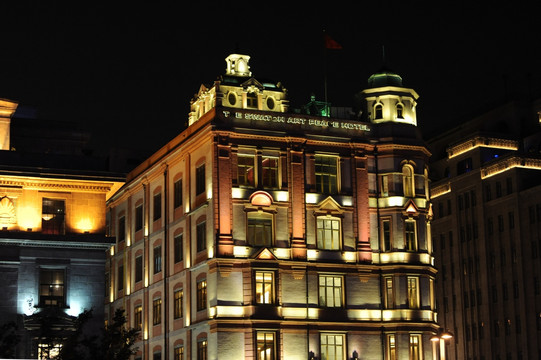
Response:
[42, 198, 65, 235]
[174, 289, 183, 319]
[135, 256, 143, 283]
[382, 220, 391, 251]
[135, 205, 143, 232]
[238, 155, 255, 187]
[39, 269, 65, 307]
[197, 339, 208, 360]
[247, 213, 273, 247]
[508, 212, 515, 229]
[496, 181, 502, 198]
[315, 155, 338, 194]
[396, 104, 404, 118]
[154, 246, 162, 274]
[174, 234, 183, 263]
[117, 264, 124, 291]
[153, 193, 161, 221]
[196, 164, 206, 195]
[118, 216, 126, 242]
[457, 157, 473, 175]
[174, 179, 183, 209]
[261, 156, 279, 188]
[153, 352, 161, 360]
[506, 177, 513, 194]
[375, 104, 383, 119]
[485, 184, 492, 202]
[196, 222, 206, 252]
[153, 298, 161, 325]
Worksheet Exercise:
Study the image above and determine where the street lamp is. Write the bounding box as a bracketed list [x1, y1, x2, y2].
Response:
[431, 329, 453, 360]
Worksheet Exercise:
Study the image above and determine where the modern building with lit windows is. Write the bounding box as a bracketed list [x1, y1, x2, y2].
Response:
[0, 98, 125, 358]
[428, 97, 541, 359]
[105, 54, 439, 359]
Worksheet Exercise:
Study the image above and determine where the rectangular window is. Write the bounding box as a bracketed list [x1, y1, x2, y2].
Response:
[386, 334, 396, 360]
[405, 220, 417, 251]
[134, 305, 142, 330]
[153, 193, 161, 221]
[407, 277, 419, 309]
[174, 179, 183, 209]
[174, 234, 183, 263]
[118, 216, 126, 242]
[174, 289, 183, 319]
[39, 269, 65, 307]
[247, 212, 273, 247]
[154, 246, 162, 274]
[117, 264, 124, 291]
[498, 215, 504, 232]
[197, 339, 207, 360]
[238, 154, 255, 187]
[196, 222, 206, 252]
[42, 198, 66, 235]
[508, 211, 515, 229]
[256, 331, 276, 360]
[409, 334, 421, 360]
[135, 255, 143, 283]
[319, 275, 343, 307]
[496, 181, 502, 197]
[382, 219, 392, 251]
[317, 217, 341, 250]
[197, 280, 207, 311]
[255, 271, 274, 304]
[196, 164, 206, 195]
[153, 352, 161, 360]
[153, 298, 161, 325]
[506, 177, 513, 194]
[261, 156, 279, 188]
[381, 175, 389, 197]
[135, 205, 143, 232]
[320, 333, 345, 360]
[485, 184, 492, 202]
[174, 347, 184, 360]
[384, 277, 394, 309]
[315, 155, 338, 194]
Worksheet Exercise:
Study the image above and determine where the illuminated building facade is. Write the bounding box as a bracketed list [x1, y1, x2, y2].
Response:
[106, 54, 438, 359]
[0, 98, 125, 358]
[429, 98, 541, 359]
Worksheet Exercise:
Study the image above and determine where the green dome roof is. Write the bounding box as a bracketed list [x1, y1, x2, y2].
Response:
[367, 67, 403, 88]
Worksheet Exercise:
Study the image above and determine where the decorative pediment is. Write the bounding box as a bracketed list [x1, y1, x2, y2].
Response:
[314, 196, 344, 216]
[404, 199, 419, 215]
[252, 247, 277, 260]
[241, 78, 264, 91]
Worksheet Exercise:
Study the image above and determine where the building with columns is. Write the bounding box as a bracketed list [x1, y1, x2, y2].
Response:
[106, 54, 438, 360]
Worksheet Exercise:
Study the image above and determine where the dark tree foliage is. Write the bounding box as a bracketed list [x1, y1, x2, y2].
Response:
[57, 308, 139, 360]
[0, 321, 20, 359]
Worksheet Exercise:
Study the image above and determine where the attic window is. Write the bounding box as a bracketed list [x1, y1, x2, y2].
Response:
[247, 92, 258, 109]
[375, 104, 383, 119]
[397, 104, 404, 119]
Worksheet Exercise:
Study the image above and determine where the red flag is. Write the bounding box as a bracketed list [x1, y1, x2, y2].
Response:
[324, 34, 342, 50]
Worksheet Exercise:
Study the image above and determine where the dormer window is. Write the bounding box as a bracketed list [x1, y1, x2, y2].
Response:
[396, 104, 404, 119]
[375, 104, 383, 119]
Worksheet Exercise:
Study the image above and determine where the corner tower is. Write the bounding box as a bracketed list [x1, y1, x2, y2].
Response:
[360, 67, 419, 126]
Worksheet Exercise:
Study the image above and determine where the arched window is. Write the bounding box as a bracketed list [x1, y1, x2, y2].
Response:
[402, 165, 415, 197]
[396, 104, 404, 119]
[375, 104, 383, 119]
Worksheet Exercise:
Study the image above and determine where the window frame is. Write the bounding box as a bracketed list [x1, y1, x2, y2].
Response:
[314, 154, 339, 194]
[407, 276, 420, 309]
[134, 305, 142, 330]
[196, 164, 206, 196]
[174, 233, 184, 263]
[41, 198, 66, 235]
[153, 193, 162, 221]
[320, 333, 345, 360]
[152, 297, 162, 325]
[153, 245, 162, 274]
[409, 334, 421, 360]
[135, 255, 143, 283]
[404, 219, 417, 252]
[174, 289, 183, 319]
[402, 164, 415, 197]
[256, 331, 276, 360]
[135, 205, 143, 232]
[318, 274, 344, 308]
[197, 339, 208, 360]
[255, 271, 274, 305]
[39, 268, 66, 308]
[261, 155, 279, 189]
[316, 216, 342, 250]
[196, 279, 207, 311]
[238, 153, 256, 187]
[196, 221, 206, 252]
[381, 218, 392, 251]
[247, 211, 274, 247]
[174, 178, 183, 209]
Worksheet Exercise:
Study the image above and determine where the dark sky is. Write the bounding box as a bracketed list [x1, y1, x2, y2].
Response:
[1, 2, 541, 160]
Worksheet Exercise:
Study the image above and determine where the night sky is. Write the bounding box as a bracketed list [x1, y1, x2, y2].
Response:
[1, 2, 540, 161]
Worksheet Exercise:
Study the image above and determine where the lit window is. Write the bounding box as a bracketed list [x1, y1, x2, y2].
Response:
[39, 269, 65, 307]
[375, 104, 383, 119]
[153, 193, 161, 221]
[382, 219, 392, 251]
[319, 275, 343, 307]
[153, 298, 161, 325]
[135, 255, 143, 283]
[396, 104, 404, 119]
[315, 155, 338, 194]
[404, 220, 417, 251]
[407, 277, 419, 309]
[255, 271, 274, 304]
[409, 334, 421, 360]
[238, 154, 255, 187]
[197, 339, 208, 360]
[386, 334, 396, 360]
[174, 234, 183, 263]
[38, 343, 62, 359]
[174, 289, 183, 319]
[247, 212, 273, 247]
[197, 280, 207, 311]
[42, 198, 65, 235]
[174, 346, 184, 360]
[256, 331, 276, 360]
[384, 277, 394, 309]
[261, 156, 279, 188]
[381, 175, 389, 197]
[316, 217, 341, 250]
[402, 165, 415, 197]
[174, 179, 183, 209]
[196, 222, 206, 252]
[134, 305, 142, 330]
[196, 164, 206, 196]
[320, 333, 345, 360]
[154, 245, 162, 274]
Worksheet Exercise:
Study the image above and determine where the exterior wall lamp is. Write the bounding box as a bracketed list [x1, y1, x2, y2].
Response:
[431, 329, 453, 360]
